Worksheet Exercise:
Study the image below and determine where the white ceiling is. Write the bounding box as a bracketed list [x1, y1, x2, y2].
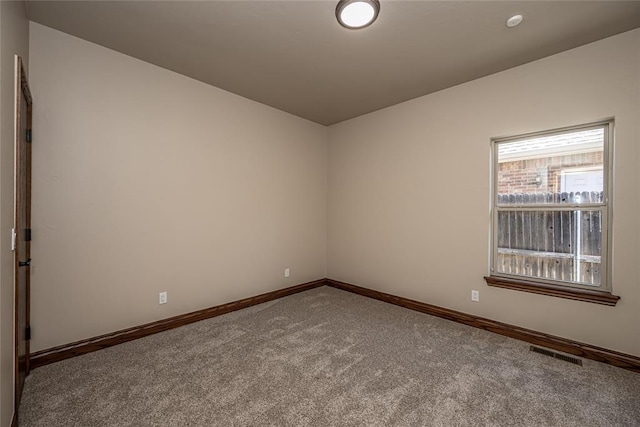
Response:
[26, 1, 640, 126]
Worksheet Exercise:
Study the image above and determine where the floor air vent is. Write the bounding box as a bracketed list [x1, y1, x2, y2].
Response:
[529, 346, 583, 366]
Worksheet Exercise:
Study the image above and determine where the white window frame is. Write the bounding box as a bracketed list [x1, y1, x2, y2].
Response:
[490, 120, 614, 293]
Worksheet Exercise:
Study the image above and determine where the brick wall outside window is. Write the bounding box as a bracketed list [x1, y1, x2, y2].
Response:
[497, 151, 603, 194]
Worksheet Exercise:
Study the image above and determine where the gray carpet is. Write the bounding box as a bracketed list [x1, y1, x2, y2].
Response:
[19, 286, 640, 426]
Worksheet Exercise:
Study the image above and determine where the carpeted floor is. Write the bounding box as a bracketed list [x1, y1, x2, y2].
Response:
[19, 286, 640, 426]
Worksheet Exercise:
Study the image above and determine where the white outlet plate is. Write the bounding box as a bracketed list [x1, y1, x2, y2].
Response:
[159, 291, 167, 304]
[471, 290, 479, 302]
[284, 268, 290, 278]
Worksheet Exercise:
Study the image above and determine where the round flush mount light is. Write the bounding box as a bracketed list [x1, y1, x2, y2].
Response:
[336, 0, 380, 29]
[506, 14, 524, 28]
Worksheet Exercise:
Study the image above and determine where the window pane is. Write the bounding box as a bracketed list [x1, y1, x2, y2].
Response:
[497, 128, 604, 204]
[496, 209, 601, 286]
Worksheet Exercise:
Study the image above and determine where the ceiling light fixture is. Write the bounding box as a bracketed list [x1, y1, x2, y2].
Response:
[506, 14, 524, 28]
[336, 0, 380, 29]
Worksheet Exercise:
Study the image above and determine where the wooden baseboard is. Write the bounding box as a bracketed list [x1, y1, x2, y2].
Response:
[31, 277, 640, 374]
[326, 279, 640, 373]
[30, 279, 325, 369]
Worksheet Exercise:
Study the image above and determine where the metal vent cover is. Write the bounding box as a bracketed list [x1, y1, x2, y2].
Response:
[530, 346, 583, 366]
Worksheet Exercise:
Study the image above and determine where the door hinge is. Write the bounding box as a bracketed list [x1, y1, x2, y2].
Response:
[26, 129, 32, 143]
[25, 325, 31, 341]
[25, 228, 31, 242]
[19, 258, 31, 267]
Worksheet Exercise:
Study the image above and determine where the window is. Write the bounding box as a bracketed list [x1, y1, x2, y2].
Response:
[486, 120, 618, 305]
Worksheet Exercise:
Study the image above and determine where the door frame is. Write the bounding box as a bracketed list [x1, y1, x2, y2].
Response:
[14, 54, 32, 415]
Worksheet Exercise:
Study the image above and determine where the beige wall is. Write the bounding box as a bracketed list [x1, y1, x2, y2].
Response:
[25, 20, 640, 368]
[29, 23, 327, 352]
[0, 2, 29, 426]
[328, 29, 640, 356]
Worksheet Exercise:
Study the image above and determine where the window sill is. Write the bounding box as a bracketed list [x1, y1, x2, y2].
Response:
[484, 276, 620, 306]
